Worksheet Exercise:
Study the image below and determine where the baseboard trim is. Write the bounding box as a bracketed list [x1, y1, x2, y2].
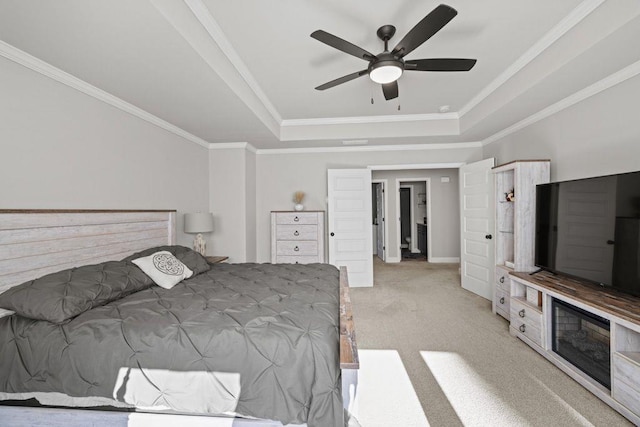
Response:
[385, 257, 401, 263]
[429, 257, 460, 263]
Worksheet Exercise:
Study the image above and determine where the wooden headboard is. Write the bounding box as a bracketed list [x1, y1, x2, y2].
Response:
[0, 209, 176, 295]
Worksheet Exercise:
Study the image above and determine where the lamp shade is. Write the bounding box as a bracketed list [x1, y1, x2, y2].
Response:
[184, 212, 214, 233]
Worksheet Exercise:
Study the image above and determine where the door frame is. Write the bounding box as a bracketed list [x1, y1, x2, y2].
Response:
[395, 178, 432, 262]
[372, 179, 388, 262]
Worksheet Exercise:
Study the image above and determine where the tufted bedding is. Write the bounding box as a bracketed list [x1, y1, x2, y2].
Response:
[0, 262, 345, 427]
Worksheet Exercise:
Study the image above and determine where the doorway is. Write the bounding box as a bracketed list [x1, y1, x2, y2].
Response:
[397, 178, 430, 262]
[399, 187, 412, 258]
[372, 180, 387, 262]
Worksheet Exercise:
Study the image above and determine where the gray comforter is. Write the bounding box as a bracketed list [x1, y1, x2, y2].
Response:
[0, 263, 344, 426]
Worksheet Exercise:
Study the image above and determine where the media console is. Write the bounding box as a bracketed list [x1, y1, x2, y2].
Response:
[507, 270, 640, 425]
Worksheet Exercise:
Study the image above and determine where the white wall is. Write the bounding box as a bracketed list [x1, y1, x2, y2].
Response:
[0, 57, 209, 247]
[254, 147, 482, 262]
[374, 170, 460, 261]
[245, 149, 257, 262]
[483, 74, 640, 181]
[209, 148, 246, 262]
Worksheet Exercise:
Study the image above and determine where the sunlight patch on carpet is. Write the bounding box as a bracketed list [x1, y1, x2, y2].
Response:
[529, 375, 592, 424]
[350, 349, 429, 427]
[420, 351, 525, 426]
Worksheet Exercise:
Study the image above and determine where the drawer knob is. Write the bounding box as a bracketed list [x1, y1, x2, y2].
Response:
[294, 230, 299, 236]
[499, 276, 505, 284]
[294, 216, 299, 222]
[294, 246, 300, 252]
[519, 309, 525, 318]
[499, 297, 505, 304]
[519, 324, 526, 333]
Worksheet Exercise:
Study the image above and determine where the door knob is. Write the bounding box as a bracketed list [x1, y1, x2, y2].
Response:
[485, 234, 493, 240]
[330, 232, 335, 237]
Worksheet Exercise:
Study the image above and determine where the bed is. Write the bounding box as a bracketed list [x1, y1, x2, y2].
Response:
[0, 210, 359, 427]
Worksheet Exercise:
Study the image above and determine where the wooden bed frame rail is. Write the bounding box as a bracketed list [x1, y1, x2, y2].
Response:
[339, 266, 359, 370]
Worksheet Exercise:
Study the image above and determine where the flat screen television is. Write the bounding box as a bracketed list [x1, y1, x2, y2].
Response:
[535, 170, 640, 297]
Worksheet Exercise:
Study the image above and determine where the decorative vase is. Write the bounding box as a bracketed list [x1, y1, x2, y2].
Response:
[294, 203, 304, 211]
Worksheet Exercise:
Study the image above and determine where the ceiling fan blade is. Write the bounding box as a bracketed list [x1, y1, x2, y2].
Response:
[382, 81, 399, 100]
[315, 69, 369, 91]
[391, 4, 458, 58]
[311, 30, 376, 61]
[405, 58, 477, 71]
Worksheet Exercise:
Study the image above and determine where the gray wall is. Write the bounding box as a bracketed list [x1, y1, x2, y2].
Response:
[373, 169, 460, 260]
[483, 74, 640, 182]
[253, 147, 482, 262]
[0, 57, 209, 247]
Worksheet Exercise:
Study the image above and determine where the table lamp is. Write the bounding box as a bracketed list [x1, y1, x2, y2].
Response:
[184, 212, 214, 256]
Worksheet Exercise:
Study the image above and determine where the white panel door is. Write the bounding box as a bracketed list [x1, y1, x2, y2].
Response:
[328, 169, 373, 287]
[459, 158, 495, 300]
[376, 182, 385, 261]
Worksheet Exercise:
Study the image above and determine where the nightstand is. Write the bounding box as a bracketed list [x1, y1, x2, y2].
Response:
[205, 256, 228, 264]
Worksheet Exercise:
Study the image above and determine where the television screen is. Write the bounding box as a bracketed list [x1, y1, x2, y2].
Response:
[535, 171, 640, 297]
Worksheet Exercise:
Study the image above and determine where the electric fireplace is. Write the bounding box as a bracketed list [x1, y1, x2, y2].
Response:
[552, 298, 611, 389]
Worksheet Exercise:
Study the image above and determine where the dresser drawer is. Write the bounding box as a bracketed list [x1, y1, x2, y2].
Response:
[276, 241, 318, 256]
[276, 224, 318, 241]
[271, 211, 325, 264]
[275, 212, 319, 225]
[276, 256, 320, 264]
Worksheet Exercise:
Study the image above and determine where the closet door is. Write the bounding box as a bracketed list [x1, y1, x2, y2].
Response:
[459, 158, 495, 300]
[328, 169, 373, 287]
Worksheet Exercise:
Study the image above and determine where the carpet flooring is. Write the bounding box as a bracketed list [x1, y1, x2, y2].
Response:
[348, 258, 632, 426]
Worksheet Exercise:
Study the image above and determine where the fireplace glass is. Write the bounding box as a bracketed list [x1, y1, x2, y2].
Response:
[551, 298, 611, 389]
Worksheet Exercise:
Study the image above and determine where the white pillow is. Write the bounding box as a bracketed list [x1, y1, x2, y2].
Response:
[132, 251, 193, 289]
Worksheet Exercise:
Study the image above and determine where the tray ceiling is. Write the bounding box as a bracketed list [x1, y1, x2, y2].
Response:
[0, 0, 639, 149]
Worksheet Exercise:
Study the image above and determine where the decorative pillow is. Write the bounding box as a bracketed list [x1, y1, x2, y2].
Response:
[131, 251, 193, 289]
[123, 245, 210, 275]
[0, 261, 154, 324]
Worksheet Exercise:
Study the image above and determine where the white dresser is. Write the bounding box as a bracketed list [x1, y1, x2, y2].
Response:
[271, 211, 325, 264]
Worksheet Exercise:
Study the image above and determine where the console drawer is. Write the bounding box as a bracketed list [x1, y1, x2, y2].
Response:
[495, 267, 510, 293]
[510, 298, 543, 347]
[495, 288, 510, 319]
[613, 353, 640, 416]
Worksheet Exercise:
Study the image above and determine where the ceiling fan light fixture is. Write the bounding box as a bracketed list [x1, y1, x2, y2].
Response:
[369, 62, 403, 84]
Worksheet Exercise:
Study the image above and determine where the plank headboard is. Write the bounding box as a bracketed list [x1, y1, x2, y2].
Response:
[0, 209, 176, 295]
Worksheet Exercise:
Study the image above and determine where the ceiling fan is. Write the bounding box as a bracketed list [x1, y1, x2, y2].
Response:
[311, 4, 477, 101]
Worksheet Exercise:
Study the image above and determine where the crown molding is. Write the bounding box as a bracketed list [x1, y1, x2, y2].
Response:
[459, 0, 605, 118]
[0, 40, 211, 149]
[182, 0, 282, 125]
[369, 163, 465, 171]
[281, 112, 459, 127]
[482, 59, 640, 146]
[208, 142, 257, 152]
[256, 141, 481, 155]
